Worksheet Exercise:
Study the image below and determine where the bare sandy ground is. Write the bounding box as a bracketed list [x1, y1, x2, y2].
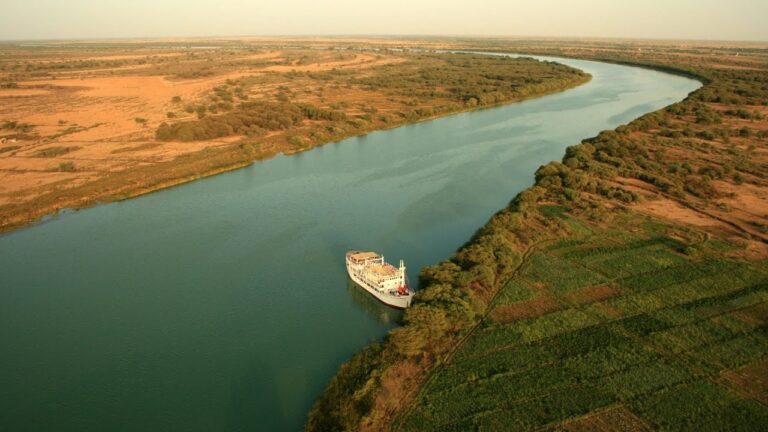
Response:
[81, 53, 184, 61]
[0, 48, 412, 218]
[634, 198, 722, 227]
[0, 88, 52, 97]
[616, 172, 768, 258]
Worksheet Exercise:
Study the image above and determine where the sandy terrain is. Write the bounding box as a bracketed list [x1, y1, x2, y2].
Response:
[634, 198, 722, 227]
[0, 88, 52, 97]
[0, 45, 447, 230]
[260, 53, 402, 72]
[613, 94, 768, 247]
[82, 53, 184, 61]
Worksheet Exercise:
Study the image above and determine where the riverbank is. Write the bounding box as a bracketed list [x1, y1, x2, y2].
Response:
[0, 48, 589, 234]
[307, 42, 768, 431]
[0, 48, 698, 432]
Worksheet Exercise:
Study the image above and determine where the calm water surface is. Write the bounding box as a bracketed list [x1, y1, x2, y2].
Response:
[0, 56, 699, 431]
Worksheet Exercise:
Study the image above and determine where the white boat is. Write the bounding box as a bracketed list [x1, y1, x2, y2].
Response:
[345, 251, 414, 309]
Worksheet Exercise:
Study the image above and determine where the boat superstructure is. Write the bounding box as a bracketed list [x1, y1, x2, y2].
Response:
[345, 251, 413, 309]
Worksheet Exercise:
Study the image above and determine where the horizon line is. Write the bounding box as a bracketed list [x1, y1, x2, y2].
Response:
[1, 34, 767, 45]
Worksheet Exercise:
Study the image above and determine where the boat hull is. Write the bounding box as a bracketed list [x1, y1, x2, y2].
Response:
[346, 264, 413, 309]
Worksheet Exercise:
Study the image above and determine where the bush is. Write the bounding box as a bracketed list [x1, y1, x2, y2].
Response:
[156, 101, 307, 141]
[58, 161, 76, 172]
[287, 135, 305, 147]
[738, 127, 752, 137]
[685, 176, 718, 199]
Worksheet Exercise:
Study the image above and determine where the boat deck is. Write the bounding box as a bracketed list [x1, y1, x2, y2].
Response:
[347, 251, 381, 262]
[367, 264, 398, 276]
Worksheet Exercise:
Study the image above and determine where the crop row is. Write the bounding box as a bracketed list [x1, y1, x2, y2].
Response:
[631, 379, 768, 431]
[519, 252, 607, 293]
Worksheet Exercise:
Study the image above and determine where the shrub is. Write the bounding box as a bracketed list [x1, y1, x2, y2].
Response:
[739, 127, 752, 137]
[34, 146, 80, 157]
[156, 101, 306, 141]
[287, 135, 305, 147]
[58, 161, 76, 172]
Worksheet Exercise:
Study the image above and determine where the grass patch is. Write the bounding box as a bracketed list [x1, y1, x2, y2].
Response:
[539, 204, 571, 219]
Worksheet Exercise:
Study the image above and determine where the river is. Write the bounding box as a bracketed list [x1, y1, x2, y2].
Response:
[0, 55, 699, 431]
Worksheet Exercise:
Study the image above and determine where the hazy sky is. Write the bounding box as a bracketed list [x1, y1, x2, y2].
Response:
[1, 0, 767, 41]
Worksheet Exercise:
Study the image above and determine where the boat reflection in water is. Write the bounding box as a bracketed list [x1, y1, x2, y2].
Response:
[346, 278, 404, 324]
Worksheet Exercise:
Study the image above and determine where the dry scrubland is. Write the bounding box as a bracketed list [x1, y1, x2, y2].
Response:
[0, 40, 587, 231]
[307, 39, 768, 431]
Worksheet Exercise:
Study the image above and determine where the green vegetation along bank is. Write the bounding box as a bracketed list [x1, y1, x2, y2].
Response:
[307, 43, 768, 431]
[0, 51, 589, 233]
[153, 53, 589, 143]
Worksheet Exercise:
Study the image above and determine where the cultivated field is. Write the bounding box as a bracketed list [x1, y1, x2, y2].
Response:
[399, 209, 768, 431]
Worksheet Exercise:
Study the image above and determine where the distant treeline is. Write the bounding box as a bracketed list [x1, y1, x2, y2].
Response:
[155, 53, 589, 143]
[357, 54, 589, 107]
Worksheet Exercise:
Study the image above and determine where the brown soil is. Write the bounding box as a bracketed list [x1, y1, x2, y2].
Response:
[633, 197, 723, 227]
[548, 406, 654, 432]
[0, 88, 52, 97]
[611, 176, 659, 198]
[740, 240, 768, 260]
[733, 302, 768, 326]
[563, 284, 618, 306]
[709, 181, 768, 240]
[82, 53, 184, 61]
[720, 358, 768, 405]
[592, 302, 626, 319]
